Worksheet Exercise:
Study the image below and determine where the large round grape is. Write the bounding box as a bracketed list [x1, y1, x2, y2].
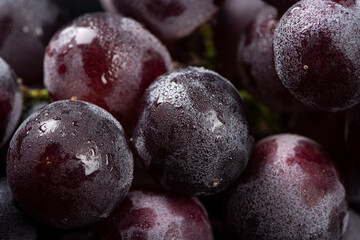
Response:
[0, 0, 68, 86]
[0, 178, 38, 240]
[0, 58, 23, 148]
[132, 67, 254, 196]
[273, 0, 360, 111]
[44, 12, 172, 130]
[100, 0, 221, 41]
[96, 188, 214, 240]
[6, 100, 134, 229]
[237, 5, 308, 113]
[225, 134, 348, 239]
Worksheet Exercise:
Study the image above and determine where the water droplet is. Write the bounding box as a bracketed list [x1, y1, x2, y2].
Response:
[35, 27, 43, 36]
[101, 73, 107, 84]
[105, 154, 109, 166]
[39, 123, 47, 133]
[22, 26, 30, 33]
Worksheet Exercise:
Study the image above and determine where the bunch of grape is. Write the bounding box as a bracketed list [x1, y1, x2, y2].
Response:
[0, 0, 359, 239]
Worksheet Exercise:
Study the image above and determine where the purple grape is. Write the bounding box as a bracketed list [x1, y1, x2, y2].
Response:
[237, 5, 308, 113]
[0, 0, 68, 86]
[214, 0, 265, 83]
[225, 134, 348, 239]
[0, 58, 23, 148]
[0, 178, 38, 240]
[342, 209, 360, 240]
[132, 67, 254, 196]
[44, 12, 172, 130]
[96, 188, 214, 240]
[6, 100, 134, 229]
[100, 0, 221, 41]
[273, 0, 360, 111]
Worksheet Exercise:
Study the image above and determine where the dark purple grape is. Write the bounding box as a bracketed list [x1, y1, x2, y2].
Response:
[0, 58, 23, 149]
[214, 0, 265, 82]
[0, 178, 38, 240]
[96, 188, 214, 240]
[273, 0, 360, 111]
[237, 5, 309, 113]
[44, 12, 172, 130]
[6, 100, 134, 229]
[100, 0, 221, 41]
[342, 209, 360, 240]
[132, 67, 254, 196]
[225, 134, 348, 240]
[0, 0, 68, 86]
[345, 104, 360, 166]
[261, 0, 299, 11]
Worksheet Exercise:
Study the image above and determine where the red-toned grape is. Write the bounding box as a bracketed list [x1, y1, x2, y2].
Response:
[225, 134, 348, 239]
[0, 58, 23, 148]
[44, 12, 172, 130]
[6, 100, 134, 229]
[132, 67, 254, 196]
[0, 0, 68, 86]
[96, 188, 214, 240]
[100, 0, 222, 41]
[237, 5, 308, 113]
[0, 178, 38, 240]
[273, 0, 360, 111]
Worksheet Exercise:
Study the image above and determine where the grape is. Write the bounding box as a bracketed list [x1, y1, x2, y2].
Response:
[6, 100, 134, 229]
[261, 0, 299, 11]
[0, 58, 23, 149]
[100, 0, 222, 41]
[132, 67, 254, 196]
[237, 5, 308, 113]
[0, 0, 68, 86]
[214, 0, 265, 83]
[225, 134, 348, 239]
[0, 178, 38, 240]
[273, 0, 360, 111]
[96, 188, 214, 240]
[342, 209, 360, 240]
[44, 12, 172, 130]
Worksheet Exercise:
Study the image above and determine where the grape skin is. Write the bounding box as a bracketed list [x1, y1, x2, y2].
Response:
[44, 12, 172, 130]
[96, 188, 214, 240]
[0, 0, 68, 86]
[273, 0, 360, 111]
[237, 5, 309, 113]
[6, 100, 134, 229]
[100, 0, 221, 41]
[132, 67, 254, 196]
[0, 58, 23, 148]
[225, 134, 348, 240]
